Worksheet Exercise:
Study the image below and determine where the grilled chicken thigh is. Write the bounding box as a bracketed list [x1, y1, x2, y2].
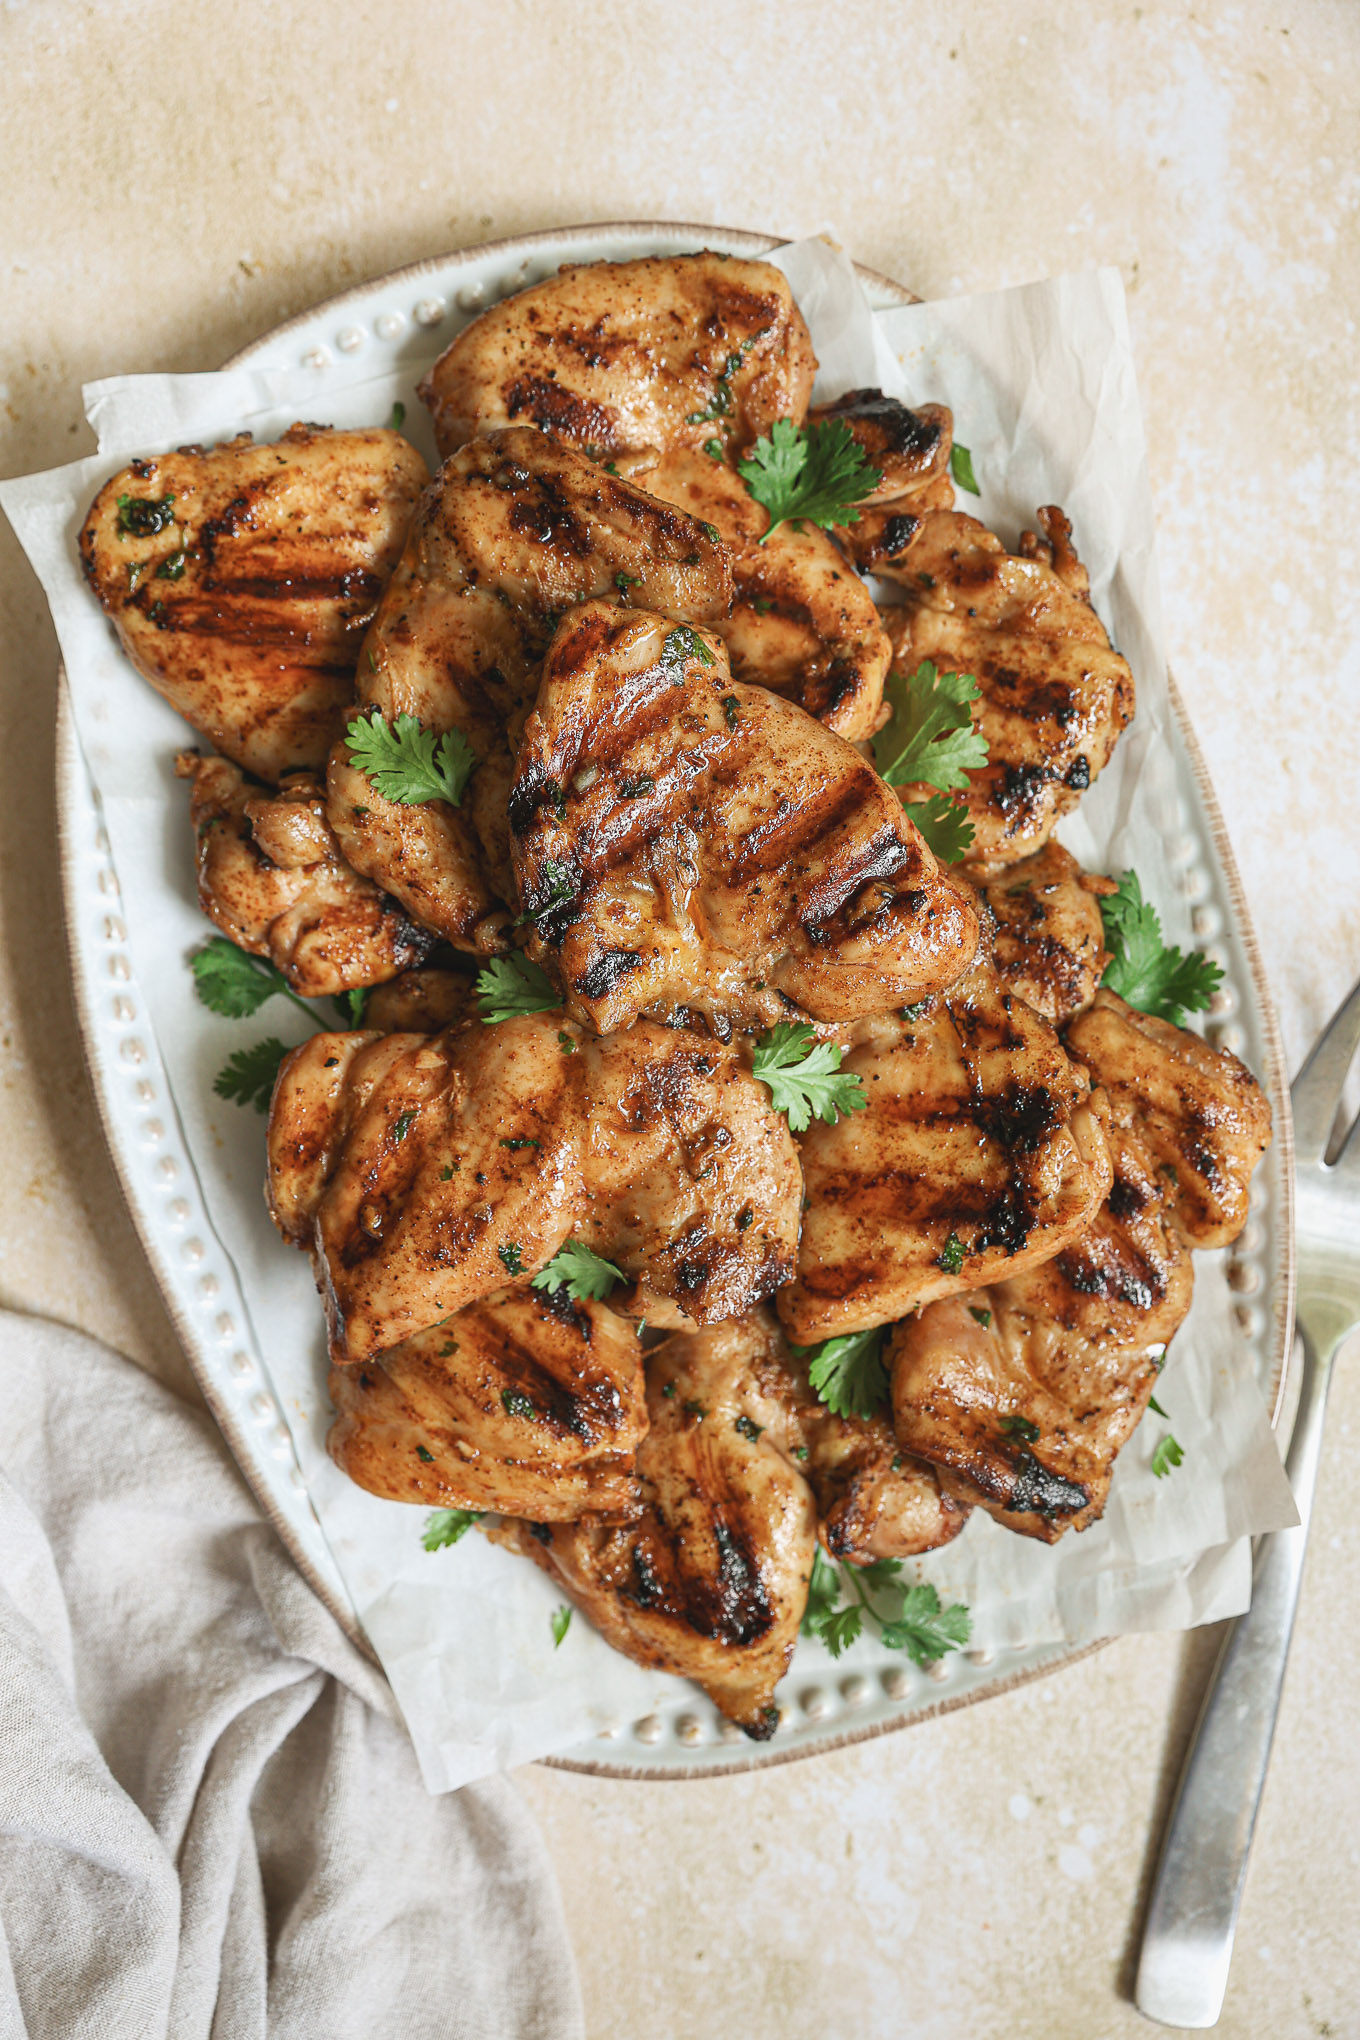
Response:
[576, 1025, 802, 1327]
[329, 428, 732, 949]
[362, 968, 474, 1034]
[670, 1312, 968, 1564]
[643, 449, 891, 741]
[419, 252, 816, 464]
[81, 425, 428, 781]
[327, 1285, 646, 1521]
[1065, 991, 1272, 1247]
[778, 963, 1112, 1344]
[178, 751, 435, 997]
[494, 1320, 819, 1735]
[883, 508, 1135, 873]
[977, 840, 1113, 1025]
[810, 391, 958, 576]
[511, 601, 979, 1035]
[267, 1012, 802, 1364]
[890, 988, 1271, 1539]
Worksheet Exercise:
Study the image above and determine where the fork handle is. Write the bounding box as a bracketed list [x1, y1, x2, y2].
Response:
[1134, 1325, 1337, 2028]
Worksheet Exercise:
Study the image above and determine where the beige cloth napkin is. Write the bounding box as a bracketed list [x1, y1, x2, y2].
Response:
[0, 1310, 584, 2040]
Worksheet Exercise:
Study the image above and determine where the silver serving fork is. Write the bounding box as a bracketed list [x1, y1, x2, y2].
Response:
[1136, 976, 1360, 2027]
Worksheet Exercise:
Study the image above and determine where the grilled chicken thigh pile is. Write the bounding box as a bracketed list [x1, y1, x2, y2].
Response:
[81, 251, 1271, 1735]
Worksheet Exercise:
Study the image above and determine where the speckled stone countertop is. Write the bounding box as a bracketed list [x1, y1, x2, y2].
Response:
[3, 5, 1358, 2034]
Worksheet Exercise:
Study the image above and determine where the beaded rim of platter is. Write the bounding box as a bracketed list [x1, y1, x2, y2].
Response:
[56, 222, 1295, 1780]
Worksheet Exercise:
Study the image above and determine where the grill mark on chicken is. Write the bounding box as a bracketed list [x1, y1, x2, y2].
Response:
[325, 1287, 646, 1521]
[882, 507, 1135, 874]
[80, 424, 428, 783]
[513, 601, 978, 1033]
[419, 252, 816, 463]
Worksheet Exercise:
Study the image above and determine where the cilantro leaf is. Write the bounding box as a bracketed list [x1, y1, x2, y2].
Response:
[213, 1037, 289, 1112]
[950, 443, 980, 496]
[1099, 871, 1223, 1027]
[877, 1583, 974, 1665]
[517, 857, 579, 931]
[738, 418, 882, 544]
[339, 986, 371, 1028]
[800, 1546, 971, 1668]
[790, 1326, 888, 1420]
[345, 709, 477, 808]
[874, 662, 988, 794]
[422, 1508, 483, 1551]
[191, 935, 316, 1024]
[1151, 1432, 1185, 1479]
[902, 793, 976, 864]
[551, 1604, 572, 1648]
[751, 1021, 867, 1133]
[531, 1238, 625, 1302]
[476, 951, 561, 1023]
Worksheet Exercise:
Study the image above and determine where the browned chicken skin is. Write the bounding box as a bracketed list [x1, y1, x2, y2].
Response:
[511, 601, 979, 1035]
[493, 1320, 819, 1736]
[81, 425, 428, 782]
[683, 1311, 969, 1564]
[327, 1285, 647, 1521]
[890, 989, 1271, 1540]
[419, 252, 817, 464]
[642, 449, 891, 741]
[177, 751, 435, 997]
[778, 963, 1113, 1344]
[362, 968, 474, 1035]
[977, 840, 1113, 1026]
[811, 391, 958, 575]
[267, 1012, 803, 1364]
[1065, 990, 1273, 1249]
[883, 507, 1136, 874]
[329, 428, 732, 951]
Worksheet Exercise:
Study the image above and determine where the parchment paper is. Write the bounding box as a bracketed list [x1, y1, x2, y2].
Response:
[0, 237, 1297, 1792]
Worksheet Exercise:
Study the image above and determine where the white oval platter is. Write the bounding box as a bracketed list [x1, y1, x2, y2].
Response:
[57, 222, 1294, 1779]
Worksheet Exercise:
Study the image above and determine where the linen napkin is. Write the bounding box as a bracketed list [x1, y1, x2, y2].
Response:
[0, 1309, 583, 2040]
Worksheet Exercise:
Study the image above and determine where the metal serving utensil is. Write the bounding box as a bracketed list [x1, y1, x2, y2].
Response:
[1136, 974, 1360, 2027]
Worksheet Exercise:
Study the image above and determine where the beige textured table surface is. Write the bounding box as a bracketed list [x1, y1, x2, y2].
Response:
[4, 5, 1359, 2035]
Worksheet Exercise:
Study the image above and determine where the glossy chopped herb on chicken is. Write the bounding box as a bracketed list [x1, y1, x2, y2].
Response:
[882, 507, 1135, 873]
[510, 601, 979, 1035]
[889, 985, 1271, 1540]
[327, 428, 732, 952]
[643, 447, 891, 741]
[266, 1011, 803, 1364]
[327, 1286, 647, 1521]
[177, 751, 436, 999]
[80, 424, 428, 782]
[778, 962, 1113, 1345]
[418, 251, 816, 464]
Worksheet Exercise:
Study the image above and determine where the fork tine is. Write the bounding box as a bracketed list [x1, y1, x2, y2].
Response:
[1292, 972, 1360, 1165]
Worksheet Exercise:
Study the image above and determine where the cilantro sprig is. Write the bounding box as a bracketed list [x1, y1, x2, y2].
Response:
[1147, 1392, 1185, 1478]
[738, 418, 882, 545]
[874, 662, 988, 792]
[751, 1022, 866, 1133]
[345, 709, 477, 808]
[1099, 871, 1223, 1027]
[475, 951, 561, 1023]
[422, 1508, 483, 1552]
[801, 1548, 971, 1665]
[192, 935, 319, 1025]
[789, 1326, 888, 1420]
[531, 1239, 625, 1302]
[551, 1605, 572, 1648]
[213, 1037, 289, 1112]
[873, 661, 988, 864]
